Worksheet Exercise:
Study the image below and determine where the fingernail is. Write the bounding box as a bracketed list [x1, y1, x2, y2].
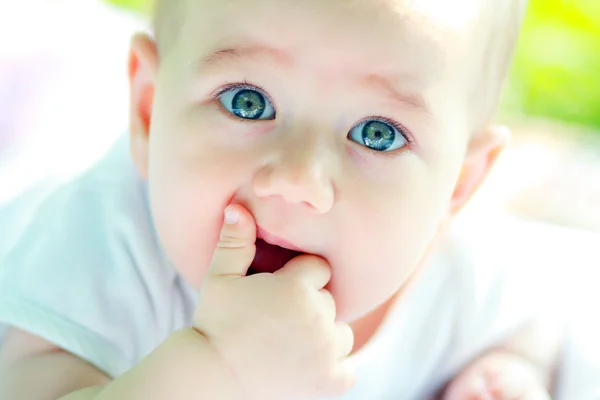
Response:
[224, 206, 240, 224]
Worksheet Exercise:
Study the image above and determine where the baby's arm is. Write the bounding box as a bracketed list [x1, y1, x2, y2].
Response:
[0, 327, 243, 400]
[65, 329, 245, 400]
[0, 328, 108, 399]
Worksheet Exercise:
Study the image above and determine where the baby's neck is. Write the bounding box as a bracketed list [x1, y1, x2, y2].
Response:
[349, 258, 429, 353]
[350, 292, 399, 354]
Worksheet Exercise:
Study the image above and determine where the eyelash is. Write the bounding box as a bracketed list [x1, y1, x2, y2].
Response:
[212, 81, 414, 154]
[213, 80, 266, 98]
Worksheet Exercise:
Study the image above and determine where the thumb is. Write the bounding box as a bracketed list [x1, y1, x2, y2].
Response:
[205, 205, 257, 280]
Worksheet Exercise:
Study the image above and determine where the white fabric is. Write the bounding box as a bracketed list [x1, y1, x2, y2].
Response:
[0, 136, 196, 377]
[552, 229, 600, 400]
[0, 133, 596, 399]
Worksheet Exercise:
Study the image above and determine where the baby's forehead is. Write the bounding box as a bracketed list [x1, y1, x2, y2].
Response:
[176, 1, 458, 77]
[156, 0, 489, 49]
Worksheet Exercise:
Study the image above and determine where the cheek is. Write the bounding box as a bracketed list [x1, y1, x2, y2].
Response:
[147, 135, 250, 288]
[329, 167, 452, 322]
[150, 181, 224, 288]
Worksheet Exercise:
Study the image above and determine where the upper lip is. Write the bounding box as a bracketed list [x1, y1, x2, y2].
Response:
[256, 226, 305, 253]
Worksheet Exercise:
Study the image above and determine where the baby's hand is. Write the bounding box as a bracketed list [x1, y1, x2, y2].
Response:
[193, 205, 355, 400]
[442, 351, 551, 400]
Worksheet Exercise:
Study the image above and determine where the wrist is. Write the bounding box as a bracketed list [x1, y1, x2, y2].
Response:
[164, 328, 248, 399]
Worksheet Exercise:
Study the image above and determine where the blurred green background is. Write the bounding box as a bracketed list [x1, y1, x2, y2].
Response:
[106, 0, 600, 133]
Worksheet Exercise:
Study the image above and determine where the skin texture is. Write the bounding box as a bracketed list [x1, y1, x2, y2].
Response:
[130, 0, 505, 324]
[127, 1, 556, 398]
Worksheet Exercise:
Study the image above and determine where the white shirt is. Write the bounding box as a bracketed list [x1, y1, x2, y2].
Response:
[0, 134, 595, 399]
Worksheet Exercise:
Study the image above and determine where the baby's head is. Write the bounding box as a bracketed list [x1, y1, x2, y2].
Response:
[128, 0, 526, 322]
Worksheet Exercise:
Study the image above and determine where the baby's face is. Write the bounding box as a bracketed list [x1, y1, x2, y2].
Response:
[134, 0, 496, 322]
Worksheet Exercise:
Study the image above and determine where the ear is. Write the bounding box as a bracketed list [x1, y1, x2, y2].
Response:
[128, 32, 158, 180]
[449, 125, 511, 215]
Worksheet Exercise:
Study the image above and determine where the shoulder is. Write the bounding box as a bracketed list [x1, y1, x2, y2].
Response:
[8, 135, 147, 240]
[0, 135, 184, 377]
[1, 136, 146, 266]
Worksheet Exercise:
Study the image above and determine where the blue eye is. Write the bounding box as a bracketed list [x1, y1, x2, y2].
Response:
[348, 119, 407, 152]
[218, 86, 276, 120]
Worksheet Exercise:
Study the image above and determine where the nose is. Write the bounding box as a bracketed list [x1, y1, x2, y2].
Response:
[252, 139, 335, 213]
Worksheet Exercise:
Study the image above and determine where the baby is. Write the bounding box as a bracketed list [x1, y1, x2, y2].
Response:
[0, 0, 564, 399]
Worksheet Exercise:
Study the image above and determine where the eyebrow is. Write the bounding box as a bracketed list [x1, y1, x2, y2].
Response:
[195, 45, 431, 116]
[360, 73, 431, 115]
[195, 45, 293, 73]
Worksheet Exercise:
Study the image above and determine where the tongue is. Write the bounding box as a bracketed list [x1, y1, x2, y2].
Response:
[249, 239, 302, 274]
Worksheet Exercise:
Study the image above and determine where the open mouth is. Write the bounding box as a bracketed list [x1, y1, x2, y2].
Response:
[248, 239, 304, 275]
